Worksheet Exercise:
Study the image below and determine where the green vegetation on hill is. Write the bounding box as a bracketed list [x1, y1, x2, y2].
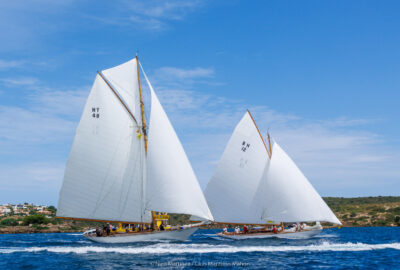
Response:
[323, 196, 400, 227]
[1, 218, 18, 226]
[22, 214, 50, 226]
[324, 196, 400, 206]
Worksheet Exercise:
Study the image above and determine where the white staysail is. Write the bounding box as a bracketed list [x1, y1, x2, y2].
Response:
[204, 111, 270, 224]
[141, 67, 214, 221]
[261, 142, 342, 225]
[57, 71, 151, 222]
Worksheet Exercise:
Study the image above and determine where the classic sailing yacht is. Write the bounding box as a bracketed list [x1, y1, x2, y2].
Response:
[204, 110, 341, 239]
[56, 56, 213, 243]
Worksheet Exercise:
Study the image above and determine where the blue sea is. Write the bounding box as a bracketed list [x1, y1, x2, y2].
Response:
[0, 227, 399, 269]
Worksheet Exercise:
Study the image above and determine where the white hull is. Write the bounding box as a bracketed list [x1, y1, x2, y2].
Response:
[83, 227, 198, 243]
[217, 229, 322, 240]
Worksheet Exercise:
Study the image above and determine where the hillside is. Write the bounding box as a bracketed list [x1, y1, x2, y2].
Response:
[324, 196, 400, 227]
[171, 197, 400, 227]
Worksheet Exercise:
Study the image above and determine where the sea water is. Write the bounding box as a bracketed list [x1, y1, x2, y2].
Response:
[0, 227, 399, 269]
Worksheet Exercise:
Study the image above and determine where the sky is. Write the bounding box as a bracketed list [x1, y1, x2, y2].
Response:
[0, 0, 399, 205]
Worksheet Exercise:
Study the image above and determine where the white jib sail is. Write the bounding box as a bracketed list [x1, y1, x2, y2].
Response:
[261, 142, 342, 225]
[57, 69, 151, 223]
[141, 66, 213, 221]
[204, 111, 270, 224]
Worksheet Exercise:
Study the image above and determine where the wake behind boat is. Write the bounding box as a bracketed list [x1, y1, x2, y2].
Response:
[56, 56, 213, 243]
[203, 111, 341, 240]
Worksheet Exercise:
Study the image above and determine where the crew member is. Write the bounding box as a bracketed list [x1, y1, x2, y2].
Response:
[106, 223, 111, 236]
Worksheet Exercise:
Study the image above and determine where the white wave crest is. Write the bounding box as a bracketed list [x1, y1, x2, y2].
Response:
[1, 242, 400, 254]
[314, 234, 338, 238]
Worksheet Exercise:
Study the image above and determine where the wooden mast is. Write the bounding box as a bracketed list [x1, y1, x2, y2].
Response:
[136, 55, 147, 151]
[267, 132, 272, 158]
[247, 109, 271, 159]
[135, 54, 157, 228]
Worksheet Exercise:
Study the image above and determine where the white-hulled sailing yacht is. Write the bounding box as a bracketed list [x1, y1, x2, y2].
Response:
[204, 110, 341, 239]
[56, 56, 213, 243]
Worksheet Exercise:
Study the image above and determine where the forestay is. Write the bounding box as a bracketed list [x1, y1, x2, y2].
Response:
[261, 142, 342, 225]
[204, 111, 270, 224]
[57, 70, 151, 222]
[141, 66, 213, 221]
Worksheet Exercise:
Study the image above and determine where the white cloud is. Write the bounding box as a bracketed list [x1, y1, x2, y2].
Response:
[124, 0, 203, 30]
[132, 0, 202, 19]
[84, 0, 205, 31]
[0, 76, 89, 144]
[148, 66, 222, 94]
[0, 105, 76, 144]
[0, 78, 89, 155]
[28, 87, 90, 117]
[128, 15, 164, 31]
[0, 162, 65, 205]
[0, 162, 64, 186]
[0, 80, 89, 204]
[0, 0, 206, 55]
[0, 59, 24, 70]
[0, 77, 38, 86]
[155, 67, 214, 80]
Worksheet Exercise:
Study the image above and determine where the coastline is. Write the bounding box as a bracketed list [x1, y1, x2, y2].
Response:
[1, 196, 399, 234]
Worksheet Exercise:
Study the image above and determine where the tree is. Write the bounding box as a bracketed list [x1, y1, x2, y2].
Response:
[7, 206, 14, 216]
[1, 218, 18, 226]
[22, 214, 49, 226]
[395, 216, 400, 226]
[47, 206, 57, 214]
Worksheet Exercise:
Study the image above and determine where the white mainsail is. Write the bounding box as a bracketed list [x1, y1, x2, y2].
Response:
[205, 111, 341, 225]
[57, 67, 149, 222]
[261, 142, 341, 225]
[141, 67, 213, 221]
[58, 57, 213, 223]
[204, 111, 270, 224]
